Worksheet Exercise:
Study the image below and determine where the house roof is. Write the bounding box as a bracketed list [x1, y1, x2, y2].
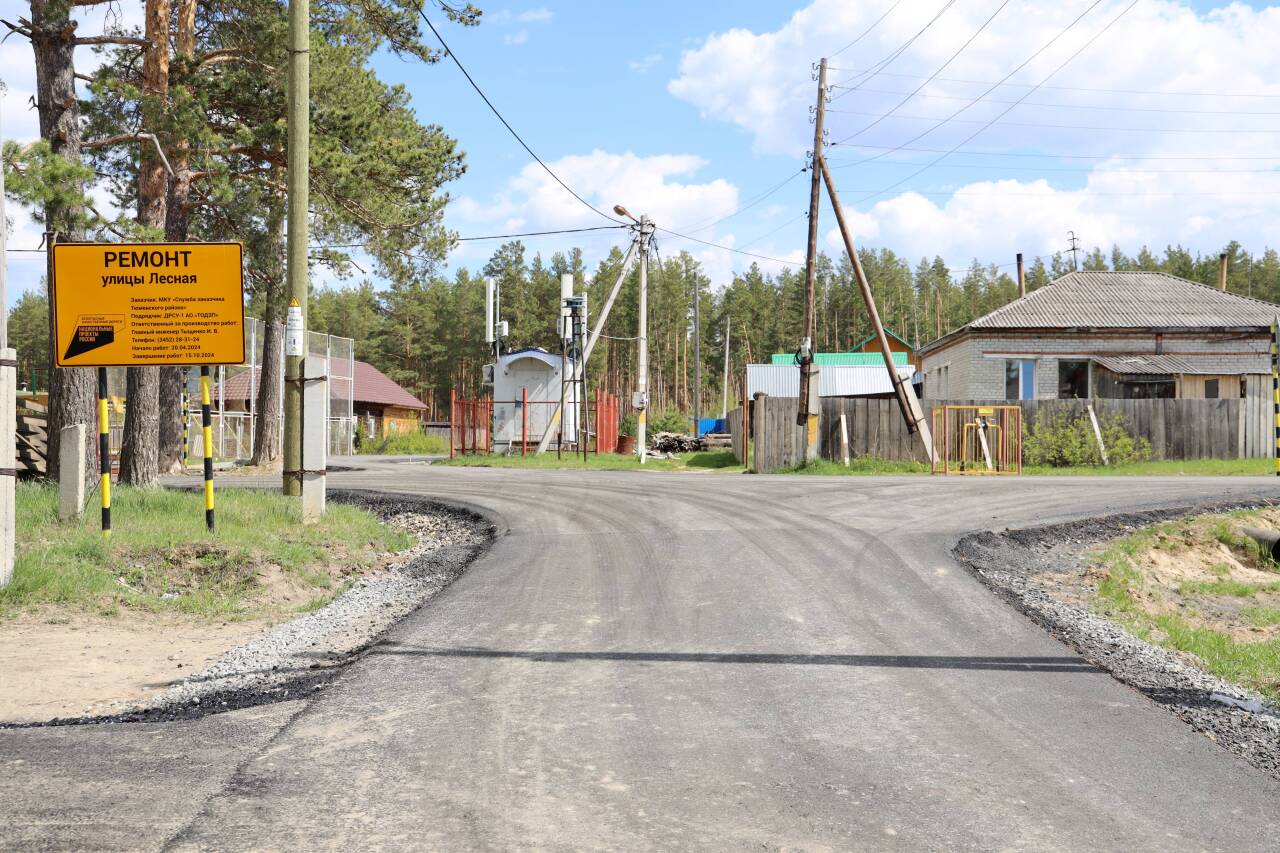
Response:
[217, 360, 426, 410]
[1093, 354, 1266, 376]
[921, 271, 1280, 354]
[769, 351, 909, 366]
[850, 329, 914, 351]
[748, 363, 916, 398]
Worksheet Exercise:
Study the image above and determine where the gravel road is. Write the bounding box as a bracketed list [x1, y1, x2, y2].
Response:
[3, 464, 1280, 851]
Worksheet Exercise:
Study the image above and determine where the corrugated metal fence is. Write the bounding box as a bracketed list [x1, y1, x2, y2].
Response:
[729, 396, 1274, 472]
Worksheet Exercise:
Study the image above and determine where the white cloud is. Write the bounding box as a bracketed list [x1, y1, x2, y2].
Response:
[628, 54, 663, 74]
[503, 30, 528, 46]
[489, 8, 554, 25]
[666, 0, 1280, 271]
[448, 149, 761, 282]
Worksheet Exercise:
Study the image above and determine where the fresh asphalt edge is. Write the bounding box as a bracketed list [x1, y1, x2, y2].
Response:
[953, 499, 1280, 779]
[1, 489, 499, 729]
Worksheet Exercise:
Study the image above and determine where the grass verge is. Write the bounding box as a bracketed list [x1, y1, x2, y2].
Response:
[440, 450, 744, 473]
[1024, 458, 1273, 476]
[1087, 508, 1280, 702]
[5, 484, 412, 621]
[358, 431, 450, 455]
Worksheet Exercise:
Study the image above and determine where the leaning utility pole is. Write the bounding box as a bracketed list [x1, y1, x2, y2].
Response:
[282, 0, 309, 497]
[637, 215, 654, 463]
[798, 58, 827, 464]
[692, 262, 701, 433]
[721, 316, 731, 419]
[819, 156, 935, 463]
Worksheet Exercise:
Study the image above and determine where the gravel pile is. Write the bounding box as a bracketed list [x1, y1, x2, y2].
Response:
[26, 491, 495, 727]
[954, 501, 1280, 779]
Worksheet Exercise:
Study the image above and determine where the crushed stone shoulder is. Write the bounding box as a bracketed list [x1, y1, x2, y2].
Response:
[953, 500, 1280, 779]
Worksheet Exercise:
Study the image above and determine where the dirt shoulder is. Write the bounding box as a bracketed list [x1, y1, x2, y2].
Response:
[954, 501, 1280, 779]
[3, 487, 491, 725]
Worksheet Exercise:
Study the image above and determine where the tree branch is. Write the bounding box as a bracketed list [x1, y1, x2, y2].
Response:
[74, 35, 148, 47]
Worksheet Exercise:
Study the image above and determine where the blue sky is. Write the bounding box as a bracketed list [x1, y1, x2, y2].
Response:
[5, 0, 1280, 299]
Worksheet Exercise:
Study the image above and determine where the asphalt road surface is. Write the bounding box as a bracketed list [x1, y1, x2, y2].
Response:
[5, 462, 1280, 851]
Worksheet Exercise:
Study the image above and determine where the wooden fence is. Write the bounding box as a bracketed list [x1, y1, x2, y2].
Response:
[729, 396, 1274, 472]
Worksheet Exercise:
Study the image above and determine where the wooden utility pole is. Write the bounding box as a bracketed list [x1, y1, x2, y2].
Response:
[692, 265, 701, 431]
[283, 0, 309, 496]
[798, 58, 827, 463]
[1219, 252, 1228, 291]
[819, 157, 935, 463]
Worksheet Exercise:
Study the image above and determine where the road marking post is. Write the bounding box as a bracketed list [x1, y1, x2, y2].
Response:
[200, 366, 215, 531]
[1273, 319, 1279, 476]
[58, 424, 86, 521]
[97, 368, 111, 537]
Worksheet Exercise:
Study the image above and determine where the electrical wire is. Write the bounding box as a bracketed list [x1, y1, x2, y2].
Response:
[831, 0, 959, 94]
[826, 108, 1280, 135]
[672, 169, 806, 234]
[840, 0, 1013, 143]
[655, 226, 800, 268]
[849, 0, 1142, 205]
[829, 68, 1280, 101]
[828, 142, 1280, 162]
[830, 0, 904, 59]
[831, 0, 1105, 150]
[416, 9, 623, 225]
[833, 85, 1280, 117]
[827, 159, 1280, 175]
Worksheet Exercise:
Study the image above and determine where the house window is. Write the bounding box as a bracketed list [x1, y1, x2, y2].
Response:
[1058, 360, 1090, 399]
[1204, 378, 1219, 399]
[1005, 359, 1035, 400]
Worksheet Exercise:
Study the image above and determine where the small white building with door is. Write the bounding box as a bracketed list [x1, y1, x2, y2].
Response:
[492, 347, 580, 450]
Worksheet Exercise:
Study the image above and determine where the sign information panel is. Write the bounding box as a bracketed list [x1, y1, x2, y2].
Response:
[51, 242, 245, 367]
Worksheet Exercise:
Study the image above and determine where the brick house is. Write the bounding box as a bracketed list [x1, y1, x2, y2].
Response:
[918, 271, 1278, 403]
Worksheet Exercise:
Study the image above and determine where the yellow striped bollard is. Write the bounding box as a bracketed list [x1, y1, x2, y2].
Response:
[97, 368, 111, 537]
[200, 366, 215, 531]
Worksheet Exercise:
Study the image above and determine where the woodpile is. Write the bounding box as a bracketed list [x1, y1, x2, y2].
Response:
[649, 431, 735, 454]
[17, 399, 48, 478]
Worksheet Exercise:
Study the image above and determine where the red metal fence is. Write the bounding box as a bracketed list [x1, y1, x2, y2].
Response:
[450, 388, 621, 457]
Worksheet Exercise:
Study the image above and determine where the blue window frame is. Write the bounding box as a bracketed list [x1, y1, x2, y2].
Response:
[1005, 359, 1036, 400]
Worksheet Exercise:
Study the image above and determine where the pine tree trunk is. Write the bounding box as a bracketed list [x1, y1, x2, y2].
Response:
[157, 0, 198, 474]
[118, 0, 170, 486]
[251, 200, 287, 466]
[30, 0, 97, 491]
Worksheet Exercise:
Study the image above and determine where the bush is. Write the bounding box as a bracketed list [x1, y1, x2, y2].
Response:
[358, 429, 449, 455]
[619, 409, 689, 437]
[1023, 407, 1152, 467]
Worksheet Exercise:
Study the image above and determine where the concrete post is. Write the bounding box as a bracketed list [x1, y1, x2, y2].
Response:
[0, 349, 14, 587]
[58, 423, 86, 521]
[301, 354, 326, 523]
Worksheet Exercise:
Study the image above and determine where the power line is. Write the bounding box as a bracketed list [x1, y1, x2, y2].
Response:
[830, 0, 904, 59]
[827, 159, 1280, 175]
[831, 0, 1105, 150]
[841, 0, 1013, 143]
[826, 108, 1280, 134]
[656, 226, 800, 268]
[828, 68, 1280, 101]
[831, 0, 959, 94]
[827, 142, 1280, 162]
[849, 0, 1143, 205]
[416, 10, 622, 225]
[833, 85, 1280, 117]
[672, 169, 806, 234]
[456, 225, 627, 242]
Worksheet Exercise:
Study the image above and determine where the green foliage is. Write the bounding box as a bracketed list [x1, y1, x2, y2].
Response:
[3, 484, 411, 620]
[1023, 408, 1152, 468]
[649, 410, 691, 433]
[6, 291, 49, 388]
[359, 430, 449, 455]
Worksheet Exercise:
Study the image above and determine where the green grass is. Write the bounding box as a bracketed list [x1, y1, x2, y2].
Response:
[1177, 579, 1280, 597]
[1089, 511, 1280, 701]
[1024, 457, 1273, 477]
[358, 430, 449, 456]
[440, 450, 744, 473]
[4, 484, 412, 621]
[773, 458, 932, 475]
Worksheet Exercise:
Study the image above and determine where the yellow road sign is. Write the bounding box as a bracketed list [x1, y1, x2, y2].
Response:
[51, 243, 245, 367]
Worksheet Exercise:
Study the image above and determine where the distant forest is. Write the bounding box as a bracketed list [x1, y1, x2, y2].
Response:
[11, 240, 1275, 420]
